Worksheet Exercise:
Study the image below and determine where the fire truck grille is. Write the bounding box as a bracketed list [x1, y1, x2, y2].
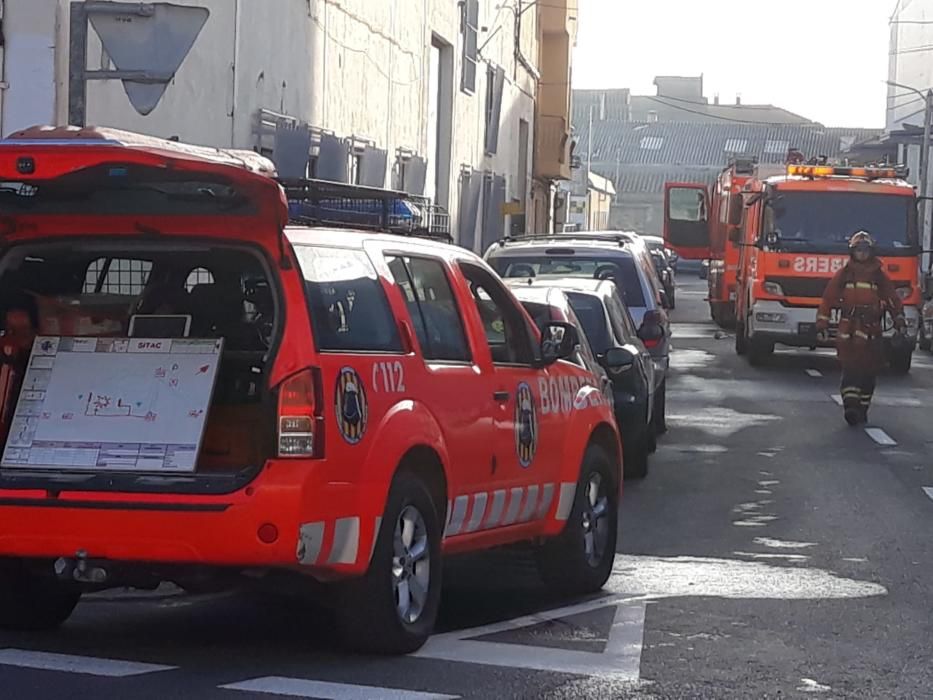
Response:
[766, 276, 830, 298]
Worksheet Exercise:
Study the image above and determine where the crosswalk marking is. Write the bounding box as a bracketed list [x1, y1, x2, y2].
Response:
[865, 428, 897, 446]
[0, 649, 175, 677]
[415, 595, 645, 680]
[219, 677, 459, 699]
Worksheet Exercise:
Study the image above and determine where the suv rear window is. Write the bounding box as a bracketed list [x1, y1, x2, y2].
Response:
[295, 245, 402, 353]
[490, 255, 646, 307]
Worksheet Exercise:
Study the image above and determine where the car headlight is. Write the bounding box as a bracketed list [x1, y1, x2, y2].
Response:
[763, 281, 784, 296]
[895, 286, 912, 300]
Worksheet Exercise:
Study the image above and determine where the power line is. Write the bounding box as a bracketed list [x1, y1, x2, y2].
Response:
[890, 43, 933, 56]
[632, 92, 796, 112]
[641, 96, 813, 126]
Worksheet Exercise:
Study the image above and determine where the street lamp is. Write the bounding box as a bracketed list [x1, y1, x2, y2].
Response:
[886, 80, 932, 272]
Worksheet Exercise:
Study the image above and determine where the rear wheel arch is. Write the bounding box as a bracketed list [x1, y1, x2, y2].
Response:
[395, 445, 449, 526]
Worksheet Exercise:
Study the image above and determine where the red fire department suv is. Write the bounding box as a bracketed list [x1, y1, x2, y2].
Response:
[0, 127, 622, 654]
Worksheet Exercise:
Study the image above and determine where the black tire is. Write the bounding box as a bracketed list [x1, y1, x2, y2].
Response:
[535, 444, 618, 594]
[889, 348, 913, 375]
[653, 381, 668, 435]
[747, 338, 774, 367]
[735, 320, 748, 356]
[335, 472, 442, 654]
[919, 332, 931, 352]
[0, 560, 81, 631]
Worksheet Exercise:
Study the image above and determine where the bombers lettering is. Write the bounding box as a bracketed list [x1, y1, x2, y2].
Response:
[792, 256, 848, 274]
[538, 375, 602, 416]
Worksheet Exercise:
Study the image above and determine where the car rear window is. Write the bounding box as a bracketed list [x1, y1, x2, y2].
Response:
[565, 292, 612, 354]
[295, 245, 402, 353]
[490, 255, 646, 307]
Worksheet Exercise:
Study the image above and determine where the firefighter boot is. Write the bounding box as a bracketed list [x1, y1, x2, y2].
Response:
[844, 404, 861, 426]
[841, 387, 862, 427]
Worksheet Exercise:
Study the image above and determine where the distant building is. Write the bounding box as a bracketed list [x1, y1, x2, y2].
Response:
[558, 170, 615, 231]
[887, 0, 933, 242]
[567, 76, 879, 234]
[574, 76, 812, 127]
[573, 120, 879, 235]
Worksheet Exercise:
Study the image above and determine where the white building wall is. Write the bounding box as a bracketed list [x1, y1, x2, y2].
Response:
[887, 0, 933, 133]
[0, 0, 539, 249]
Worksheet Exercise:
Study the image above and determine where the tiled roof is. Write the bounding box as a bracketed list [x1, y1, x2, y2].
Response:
[575, 121, 882, 168]
[612, 167, 719, 195]
[573, 89, 814, 125]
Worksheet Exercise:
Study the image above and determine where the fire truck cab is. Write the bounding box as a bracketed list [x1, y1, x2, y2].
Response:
[666, 164, 921, 372]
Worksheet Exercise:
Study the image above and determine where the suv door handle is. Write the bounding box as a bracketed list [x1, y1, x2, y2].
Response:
[493, 390, 510, 402]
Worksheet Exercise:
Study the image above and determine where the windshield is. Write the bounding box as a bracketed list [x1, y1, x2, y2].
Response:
[489, 255, 647, 307]
[767, 191, 917, 255]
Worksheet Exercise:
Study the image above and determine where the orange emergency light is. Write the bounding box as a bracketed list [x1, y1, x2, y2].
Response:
[786, 164, 907, 180]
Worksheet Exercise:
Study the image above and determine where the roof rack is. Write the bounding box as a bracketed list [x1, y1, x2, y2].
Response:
[281, 178, 452, 243]
[495, 231, 637, 247]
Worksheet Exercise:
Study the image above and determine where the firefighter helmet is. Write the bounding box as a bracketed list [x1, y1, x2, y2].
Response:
[849, 231, 875, 250]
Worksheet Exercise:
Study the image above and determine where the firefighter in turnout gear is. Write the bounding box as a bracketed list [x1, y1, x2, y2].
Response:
[816, 231, 907, 425]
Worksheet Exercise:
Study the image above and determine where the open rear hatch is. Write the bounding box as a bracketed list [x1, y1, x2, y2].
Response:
[0, 127, 291, 494]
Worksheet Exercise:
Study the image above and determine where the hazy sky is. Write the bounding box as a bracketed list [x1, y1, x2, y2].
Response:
[572, 1, 893, 128]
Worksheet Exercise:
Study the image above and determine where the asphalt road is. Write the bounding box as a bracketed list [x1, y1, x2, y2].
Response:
[2, 273, 932, 699]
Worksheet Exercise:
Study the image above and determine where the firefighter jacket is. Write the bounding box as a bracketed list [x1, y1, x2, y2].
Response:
[815, 257, 905, 371]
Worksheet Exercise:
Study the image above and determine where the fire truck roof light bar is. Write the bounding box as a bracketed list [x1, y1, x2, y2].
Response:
[786, 164, 909, 180]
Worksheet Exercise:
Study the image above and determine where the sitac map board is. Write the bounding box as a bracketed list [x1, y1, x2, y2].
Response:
[1, 336, 223, 472]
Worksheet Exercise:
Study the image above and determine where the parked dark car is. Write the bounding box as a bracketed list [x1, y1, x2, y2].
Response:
[487, 233, 672, 435]
[507, 283, 614, 407]
[650, 250, 676, 309]
[508, 278, 657, 479]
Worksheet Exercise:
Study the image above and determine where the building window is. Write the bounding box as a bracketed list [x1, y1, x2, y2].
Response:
[350, 153, 363, 185]
[484, 65, 505, 155]
[640, 136, 663, 151]
[724, 138, 748, 154]
[764, 139, 789, 155]
[461, 0, 479, 94]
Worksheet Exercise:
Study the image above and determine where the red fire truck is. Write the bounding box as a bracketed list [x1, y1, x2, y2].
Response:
[665, 163, 921, 372]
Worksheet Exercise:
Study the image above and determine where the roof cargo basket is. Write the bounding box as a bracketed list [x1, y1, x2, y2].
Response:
[281, 178, 452, 242]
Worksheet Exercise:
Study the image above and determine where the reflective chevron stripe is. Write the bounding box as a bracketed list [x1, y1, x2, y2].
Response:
[442, 482, 571, 538]
[297, 481, 578, 567]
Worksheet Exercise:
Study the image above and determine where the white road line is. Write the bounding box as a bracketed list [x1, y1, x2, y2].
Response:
[415, 596, 645, 680]
[865, 427, 897, 446]
[831, 394, 843, 406]
[922, 487, 933, 501]
[220, 678, 459, 699]
[806, 369, 822, 377]
[0, 649, 175, 677]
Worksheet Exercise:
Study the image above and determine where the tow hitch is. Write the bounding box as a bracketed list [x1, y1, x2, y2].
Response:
[54, 550, 109, 584]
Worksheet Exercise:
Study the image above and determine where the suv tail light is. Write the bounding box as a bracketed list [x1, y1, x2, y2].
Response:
[639, 311, 664, 349]
[277, 369, 322, 458]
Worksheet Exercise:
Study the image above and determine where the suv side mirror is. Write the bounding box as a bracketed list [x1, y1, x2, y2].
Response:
[601, 346, 635, 372]
[540, 321, 579, 365]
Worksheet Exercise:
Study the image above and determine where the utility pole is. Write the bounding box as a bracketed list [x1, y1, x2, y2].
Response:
[922, 89, 932, 275]
[585, 104, 593, 230]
